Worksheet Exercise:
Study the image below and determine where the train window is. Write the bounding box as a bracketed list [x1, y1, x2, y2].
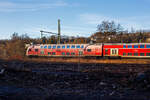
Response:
[41, 46, 43, 48]
[123, 53, 126, 56]
[105, 49, 108, 52]
[81, 45, 84, 48]
[134, 53, 138, 56]
[44, 46, 47, 49]
[40, 51, 44, 54]
[52, 52, 56, 55]
[87, 49, 91, 52]
[71, 45, 75, 48]
[123, 45, 126, 48]
[48, 52, 51, 55]
[146, 45, 150, 48]
[146, 53, 150, 56]
[48, 46, 51, 49]
[71, 52, 75, 55]
[140, 45, 145, 48]
[53, 46, 56, 49]
[79, 51, 83, 55]
[128, 45, 132, 48]
[35, 49, 38, 52]
[134, 45, 138, 48]
[67, 45, 70, 48]
[128, 53, 132, 56]
[66, 52, 70, 55]
[29, 49, 32, 52]
[62, 45, 65, 49]
[140, 53, 145, 56]
[76, 45, 80, 48]
[57, 46, 60, 49]
[62, 52, 65, 55]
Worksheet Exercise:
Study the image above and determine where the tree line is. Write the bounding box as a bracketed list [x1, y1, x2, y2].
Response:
[0, 20, 150, 59]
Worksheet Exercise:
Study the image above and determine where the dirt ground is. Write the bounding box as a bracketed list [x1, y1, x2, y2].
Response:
[0, 59, 150, 100]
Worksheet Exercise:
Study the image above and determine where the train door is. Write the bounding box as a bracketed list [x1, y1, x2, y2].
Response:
[110, 48, 118, 56]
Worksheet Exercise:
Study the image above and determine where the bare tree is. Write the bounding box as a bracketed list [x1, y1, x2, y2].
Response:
[97, 20, 123, 35]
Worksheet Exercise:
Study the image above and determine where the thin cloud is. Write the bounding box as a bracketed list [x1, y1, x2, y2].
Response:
[0, 1, 69, 12]
[79, 13, 150, 30]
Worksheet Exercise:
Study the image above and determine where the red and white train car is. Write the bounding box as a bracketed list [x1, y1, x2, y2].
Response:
[26, 43, 150, 58]
[103, 43, 150, 58]
[26, 44, 103, 57]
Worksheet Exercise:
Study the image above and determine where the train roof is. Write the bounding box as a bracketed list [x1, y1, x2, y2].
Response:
[104, 43, 150, 45]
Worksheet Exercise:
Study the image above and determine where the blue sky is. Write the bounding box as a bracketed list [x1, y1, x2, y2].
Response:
[0, 0, 150, 39]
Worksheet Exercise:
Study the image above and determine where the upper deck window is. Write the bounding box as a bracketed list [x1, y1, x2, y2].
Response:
[57, 46, 60, 49]
[41, 46, 43, 48]
[134, 45, 138, 48]
[128, 45, 132, 48]
[62, 45, 65, 49]
[67, 45, 70, 48]
[71, 45, 75, 49]
[44, 46, 47, 49]
[81, 45, 84, 48]
[123, 45, 126, 48]
[146, 45, 150, 48]
[48, 46, 51, 49]
[76, 45, 80, 48]
[53, 46, 56, 49]
[140, 45, 145, 48]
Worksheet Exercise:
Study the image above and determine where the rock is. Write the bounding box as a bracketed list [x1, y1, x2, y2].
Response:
[99, 82, 107, 86]
[0, 68, 5, 75]
[136, 72, 146, 82]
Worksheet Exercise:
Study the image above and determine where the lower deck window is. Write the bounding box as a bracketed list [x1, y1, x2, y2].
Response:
[62, 52, 65, 55]
[35, 49, 38, 52]
[146, 53, 150, 56]
[105, 49, 108, 53]
[134, 53, 138, 56]
[48, 52, 51, 55]
[128, 53, 132, 56]
[52, 52, 56, 55]
[71, 52, 75, 55]
[140, 53, 145, 56]
[87, 49, 91, 52]
[79, 51, 83, 55]
[66, 52, 70, 55]
[40, 51, 44, 54]
[123, 53, 126, 56]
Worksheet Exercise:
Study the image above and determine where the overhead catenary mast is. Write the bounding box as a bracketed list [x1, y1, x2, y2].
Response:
[57, 19, 61, 44]
[40, 19, 61, 44]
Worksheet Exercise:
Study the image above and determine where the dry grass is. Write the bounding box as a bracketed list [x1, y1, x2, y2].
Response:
[22, 57, 150, 64]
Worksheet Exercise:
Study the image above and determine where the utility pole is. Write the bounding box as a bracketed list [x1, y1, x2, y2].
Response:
[40, 31, 43, 39]
[57, 19, 61, 44]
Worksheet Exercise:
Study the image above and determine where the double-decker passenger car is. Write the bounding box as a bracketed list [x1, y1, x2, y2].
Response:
[103, 43, 150, 58]
[26, 44, 103, 57]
